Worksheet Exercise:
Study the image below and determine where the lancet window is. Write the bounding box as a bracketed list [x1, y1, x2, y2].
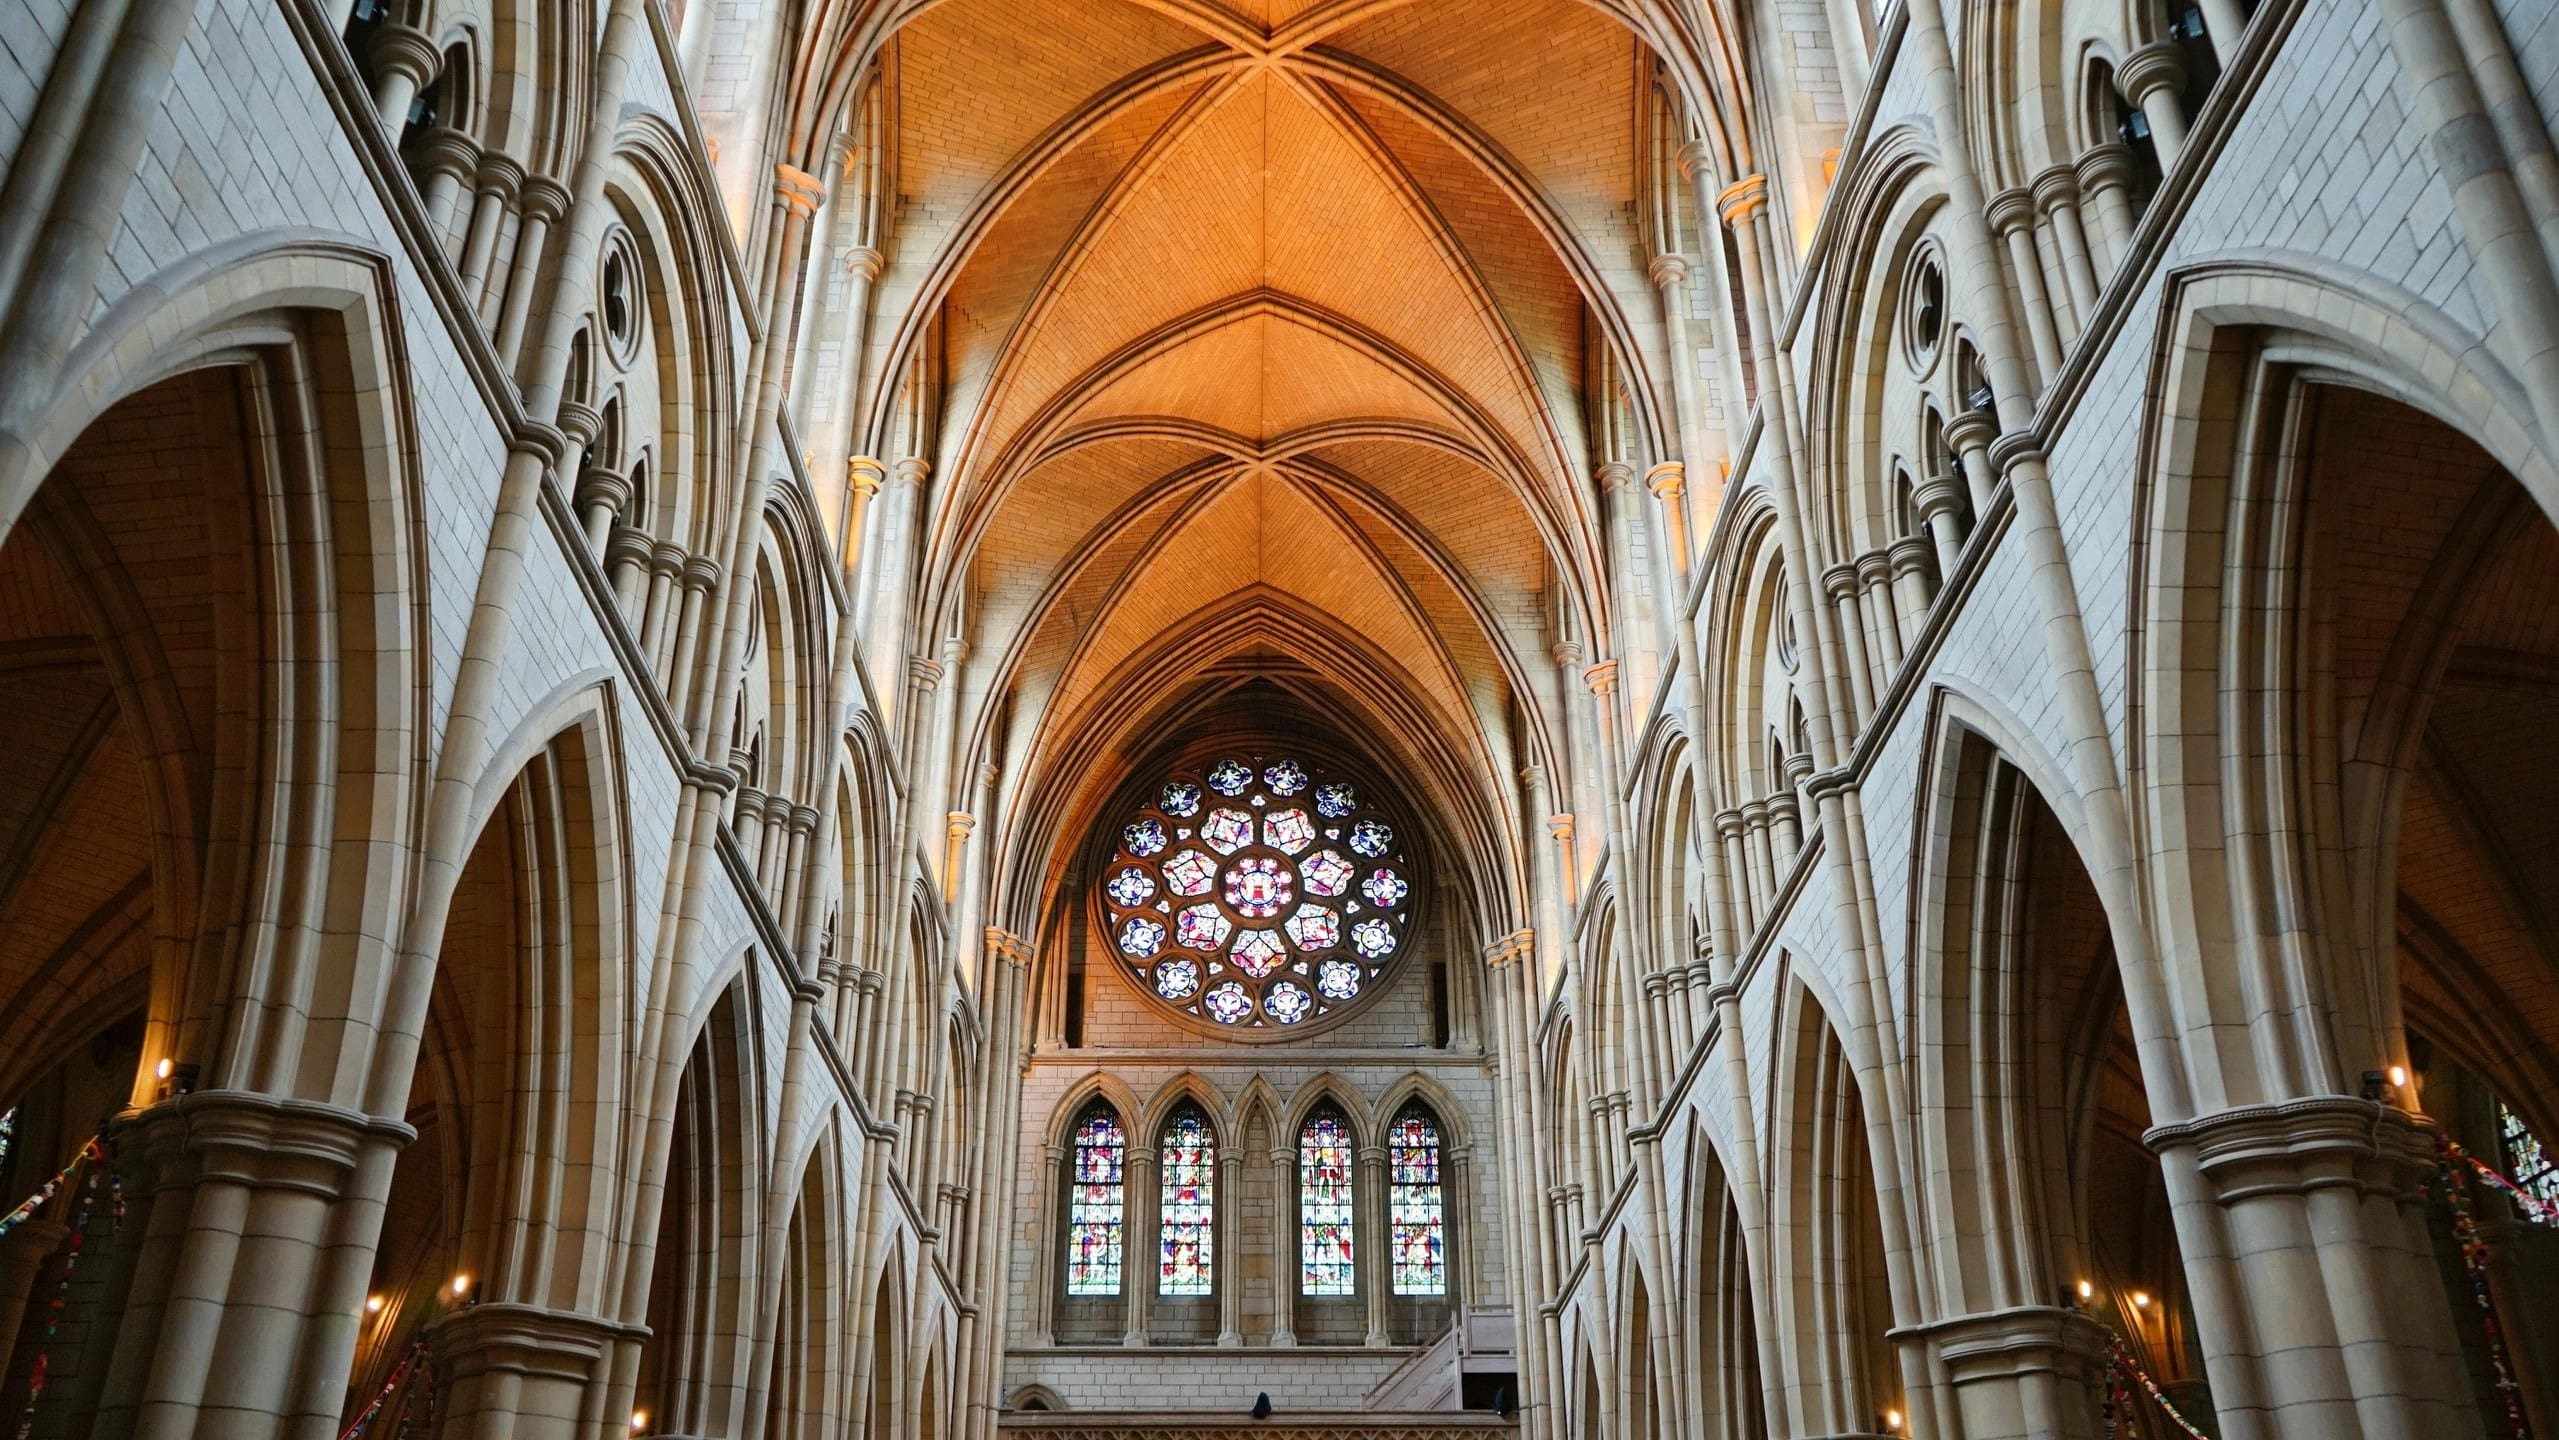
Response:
[1388, 1106, 1447, 1296]
[1065, 1109, 1127, 1295]
[1300, 1110, 1357, 1296]
[1159, 1108, 1216, 1295]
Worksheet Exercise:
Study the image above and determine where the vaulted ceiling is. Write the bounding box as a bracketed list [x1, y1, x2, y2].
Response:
[837, 0, 1687, 926]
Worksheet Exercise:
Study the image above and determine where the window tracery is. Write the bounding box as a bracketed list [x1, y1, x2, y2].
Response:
[1300, 1110, 1357, 1297]
[1388, 1107, 1447, 1296]
[1158, 1109, 1216, 1295]
[2500, 1101, 2557, 1224]
[1065, 1109, 1126, 1295]
[1097, 755, 1416, 1031]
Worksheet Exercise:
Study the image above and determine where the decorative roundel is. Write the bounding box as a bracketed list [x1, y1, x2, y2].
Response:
[1099, 753, 1418, 1032]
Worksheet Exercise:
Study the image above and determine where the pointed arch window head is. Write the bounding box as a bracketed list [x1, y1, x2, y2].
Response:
[2499, 1101, 2558, 1224]
[1065, 1110, 1127, 1295]
[1299, 1111, 1357, 1296]
[1097, 754, 1418, 1035]
[1388, 1108, 1448, 1296]
[1159, 1109, 1216, 1296]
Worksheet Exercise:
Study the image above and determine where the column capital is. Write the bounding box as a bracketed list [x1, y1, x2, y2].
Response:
[1987, 429, 2048, 477]
[1593, 460, 1635, 493]
[516, 174, 572, 224]
[605, 525, 653, 570]
[941, 635, 971, 666]
[650, 539, 688, 576]
[774, 162, 827, 215]
[1481, 928, 1535, 966]
[946, 812, 976, 841]
[411, 125, 480, 179]
[1984, 185, 2039, 237]
[1545, 813, 1575, 843]
[1714, 173, 1770, 226]
[2119, 40, 2188, 102]
[2074, 141, 2139, 195]
[1673, 138, 1718, 182]
[1643, 460, 1686, 500]
[1581, 659, 1620, 696]
[985, 927, 1034, 967]
[1901, 1304, 2111, 1387]
[907, 654, 945, 689]
[2145, 1096, 2436, 1201]
[134, 1090, 414, 1201]
[430, 1301, 646, 1386]
[680, 554, 723, 592]
[472, 149, 528, 197]
[1645, 252, 1690, 289]
[846, 455, 887, 497]
[1549, 640, 1585, 668]
[1912, 471, 1969, 525]
[2028, 162, 2083, 216]
[1888, 534, 1937, 579]
[367, 23, 441, 86]
[1944, 407, 2001, 457]
[573, 465, 631, 515]
[1821, 559, 1863, 600]
[894, 456, 933, 486]
[1268, 1147, 1298, 1167]
[843, 244, 886, 281]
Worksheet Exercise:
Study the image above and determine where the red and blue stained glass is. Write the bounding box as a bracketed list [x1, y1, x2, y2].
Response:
[1118, 915, 1165, 958]
[1389, 1111, 1447, 1295]
[1300, 1113, 1357, 1295]
[1163, 849, 1216, 897]
[1066, 1112, 1126, 1296]
[1362, 867, 1409, 908]
[1176, 903, 1230, 951]
[1206, 758, 1253, 795]
[1264, 807, 1316, 854]
[1300, 849, 1354, 897]
[1262, 759, 1309, 794]
[2502, 1101, 2558, 1224]
[1348, 819, 1393, 858]
[1316, 958, 1362, 1000]
[1313, 781, 1357, 818]
[1155, 957, 1201, 1000]
[1350, 917, 1397, 959]
[1124, 819, 1168, 856]
[1230, 928, 1286, 978]
[1106, 867, 1155, 907]
[1224, 856, 1293, 917]
[1201, 808, 1255, 855]
[1265, 980, 1312, 1024]
[1285, 904, 1340, 950]
[1159, 1111, 1216, 1296]
[1159, 780, 1203, 817]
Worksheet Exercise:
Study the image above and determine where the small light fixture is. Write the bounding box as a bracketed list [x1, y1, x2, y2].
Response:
[155, 1058, 174, 1080]
[2132, 1290, 2152, 1308]
[2389, 1064, 2409, 1089]
[2078, 1279, 2094, 1300]
[450, 1274, 472, 1298]
[630, 1411, 649, 1432]
[365, 1294, 385, 1315]
[1884, 1408, 1904, 1431]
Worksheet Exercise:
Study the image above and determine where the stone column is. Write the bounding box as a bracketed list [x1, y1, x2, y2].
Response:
[410, 127, 480, 249]
[364, 24, 438, 130]
[454, 151, 526, 316]
[1359, 1145, 1391, 1346]
[1987, 187, 2064, 380]
[1856, 548, 1903, 677]
[1268, 1146, 1298, 1347]
[1123, 1146, 1158, 1346]
[575, 465, 630, 553]
[2143, 1100, 2477, 1440]
[1716, 809, 1755, 933]
[606, 525, 652, 618]
[2032, 164, 2103, 318]
[1945, 409, 2000, 516]
[1648, 250, 1713, 557]
[1920, 1306, 2113, 1440]
[2074, 144, 2141, 276]
[1889, 535, 1938, 646]
[493, 175, 572, 368]
[1216, 1149, 1245, 1346]
[1822, 561, 1878, 722]
[1644, 460, 1691, 582]
[637, 540, 683, 665]
[97, 1092, 414, 1440]
[431, 1303, 648, 1440]
[667, 556, 722, 730]
[1913, 471, 1970, 578]
[840, 456, 886, 575]
[2120, 43, 2192, 166]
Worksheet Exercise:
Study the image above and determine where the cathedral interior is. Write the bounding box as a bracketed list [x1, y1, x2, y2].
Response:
[3, 0, 2559, 1435]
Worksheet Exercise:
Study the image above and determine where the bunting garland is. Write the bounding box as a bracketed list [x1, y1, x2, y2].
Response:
[2102, 1336, 2213, 1440]
[339, 1336, 433, 1440]
[2438, 1134, 2533, 1440]
[14, 1138, 111, 1440]
[2447, 1137, 2559, 1226]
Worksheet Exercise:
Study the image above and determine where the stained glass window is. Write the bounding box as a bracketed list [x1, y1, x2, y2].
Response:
[1389, 1108, 1447, 1295]
[1159, 1110, 1216, 1296]
[1066, 1110, 1126, 1296]
[1097, 755, 1417, 1030]
[1300, 1111, 1357, 1296]
[2500, 1101, 2558, 1225]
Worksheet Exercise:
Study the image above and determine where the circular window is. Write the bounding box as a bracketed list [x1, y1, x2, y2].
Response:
[598, 231, 642, 369]
[1096, 754, 1416, 1034]
[1902, 243, 1947, 373]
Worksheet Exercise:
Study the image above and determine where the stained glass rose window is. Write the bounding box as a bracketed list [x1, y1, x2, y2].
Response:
[1096, 753, 1417, 1031]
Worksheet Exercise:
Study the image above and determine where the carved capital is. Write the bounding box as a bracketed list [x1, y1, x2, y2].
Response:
[1646, 252, 1690, 289]
[1582, 659, 1620, 697]
[2028, 162, 2082, 216]
[773, 162, 827, 216]
[1984, 185, 2039, 237]
[1643, 460, 1686, 500]
[2074, 141, 2139, 195]
[843, 244, 886, 281]
[846, 455, 887, 498]
[2119, 40, 2188, 103]
[1715, 173, 1769, 226]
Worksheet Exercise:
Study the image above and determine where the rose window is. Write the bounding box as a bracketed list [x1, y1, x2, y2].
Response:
[1098, 753, 1418, 1031]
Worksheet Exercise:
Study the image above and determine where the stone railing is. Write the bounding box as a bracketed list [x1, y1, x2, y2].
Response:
[997, 1415, 1516, 1440]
